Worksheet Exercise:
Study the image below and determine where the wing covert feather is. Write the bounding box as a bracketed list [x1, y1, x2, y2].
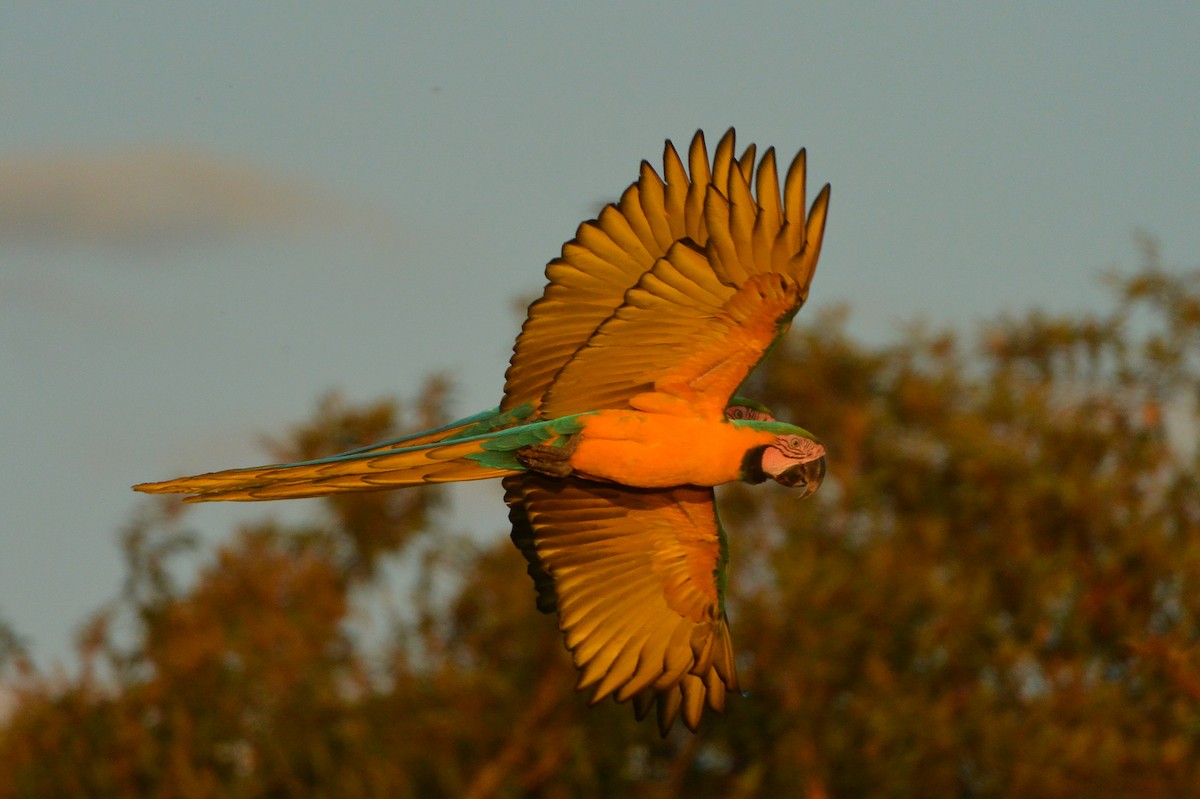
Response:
[540, 249, 804, 419]
[502, 133, 715, 412]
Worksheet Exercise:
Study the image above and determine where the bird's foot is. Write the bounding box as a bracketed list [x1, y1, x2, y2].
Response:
[516, 436, 577, 478]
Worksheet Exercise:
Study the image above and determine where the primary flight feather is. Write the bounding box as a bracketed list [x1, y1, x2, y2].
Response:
[135, 129, 831, 734]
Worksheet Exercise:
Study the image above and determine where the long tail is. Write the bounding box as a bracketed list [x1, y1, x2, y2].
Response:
[133, 405, 578, 503]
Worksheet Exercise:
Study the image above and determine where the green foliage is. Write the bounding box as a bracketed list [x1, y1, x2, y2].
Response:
[2, 255, 1198, 797]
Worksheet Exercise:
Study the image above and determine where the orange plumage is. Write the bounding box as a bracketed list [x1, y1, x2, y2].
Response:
[570, 410, 775, 487]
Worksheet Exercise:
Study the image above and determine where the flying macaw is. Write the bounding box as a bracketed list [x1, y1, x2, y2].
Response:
[135, 129, 830, 735]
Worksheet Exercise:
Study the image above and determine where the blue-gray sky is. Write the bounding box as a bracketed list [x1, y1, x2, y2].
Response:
[2, 3, 1198, 670]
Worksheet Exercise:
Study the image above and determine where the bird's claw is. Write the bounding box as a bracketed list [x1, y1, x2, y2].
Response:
[516, 437, 578, 478]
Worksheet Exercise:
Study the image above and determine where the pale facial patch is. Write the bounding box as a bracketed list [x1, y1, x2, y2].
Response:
[767, 435, 825, 468]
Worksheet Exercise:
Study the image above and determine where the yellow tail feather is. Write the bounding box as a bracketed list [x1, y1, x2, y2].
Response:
[135, 436, 514, 503]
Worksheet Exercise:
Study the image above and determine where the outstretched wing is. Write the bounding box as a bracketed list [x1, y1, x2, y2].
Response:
[538, 135, 829, 420]
[502, 129, 756, 414]
[505, 474, 738, 735]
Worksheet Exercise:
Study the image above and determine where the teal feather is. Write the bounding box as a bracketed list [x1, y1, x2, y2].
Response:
[445, 402, 537, 440]
[729, 418, 821, 442]
[470, 414, 589, 470]
[714, 513, 730, 613]
[333, 406, 501, 455]
[334, 402, 538, 456]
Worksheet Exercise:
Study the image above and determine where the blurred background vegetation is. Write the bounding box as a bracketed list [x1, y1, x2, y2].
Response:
[2, 250, 1198, 797]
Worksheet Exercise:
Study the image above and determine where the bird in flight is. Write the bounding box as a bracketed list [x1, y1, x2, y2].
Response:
[136, 129, 831, 735]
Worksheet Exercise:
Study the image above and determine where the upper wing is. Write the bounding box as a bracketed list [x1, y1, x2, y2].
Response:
[505, 474, 738, 735]
[537, 137, 830, 420]
[539, 247, 807, 419]
[502, 129, 754, 413]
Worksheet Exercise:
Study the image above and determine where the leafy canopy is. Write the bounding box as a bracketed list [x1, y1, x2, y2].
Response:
[2, 251, 1198, 797]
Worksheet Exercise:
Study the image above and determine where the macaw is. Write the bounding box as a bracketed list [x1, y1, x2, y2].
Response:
[135, 129, 830, 735]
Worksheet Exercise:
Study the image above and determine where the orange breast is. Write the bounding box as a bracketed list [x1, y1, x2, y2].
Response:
[569, 410, 775, 488]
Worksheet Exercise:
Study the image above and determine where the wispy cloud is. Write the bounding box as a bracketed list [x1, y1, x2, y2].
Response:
[0, 147, 347, 248]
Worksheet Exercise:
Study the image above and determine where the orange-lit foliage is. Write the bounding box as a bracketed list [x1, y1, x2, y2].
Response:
[2, 254, 1198, 797]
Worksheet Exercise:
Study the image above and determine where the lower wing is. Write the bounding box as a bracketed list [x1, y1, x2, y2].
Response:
[505, 474, 738, 735]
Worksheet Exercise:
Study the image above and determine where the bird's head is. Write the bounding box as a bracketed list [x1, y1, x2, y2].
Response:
[728, 408, 827, 498]
[760, 432, 826, 498]
[725, 398, 776, 423]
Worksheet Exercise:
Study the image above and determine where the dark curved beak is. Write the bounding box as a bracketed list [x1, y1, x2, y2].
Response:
[774, 455, 826, 499]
